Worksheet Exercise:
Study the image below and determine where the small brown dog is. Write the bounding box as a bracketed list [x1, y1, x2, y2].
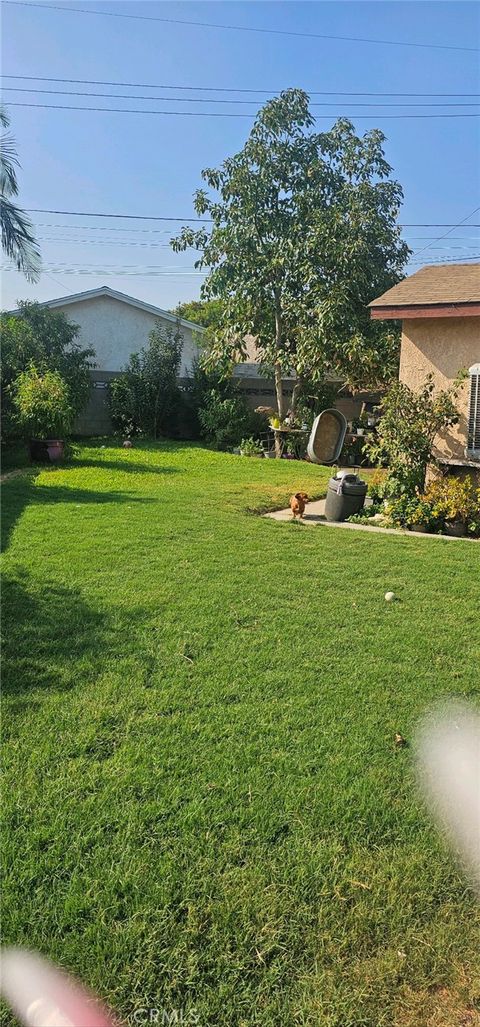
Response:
[290, 492, 309, 520]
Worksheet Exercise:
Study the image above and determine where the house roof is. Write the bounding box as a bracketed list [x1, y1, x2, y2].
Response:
[369, 263, 480, 309]
[7, 286, 207, 333]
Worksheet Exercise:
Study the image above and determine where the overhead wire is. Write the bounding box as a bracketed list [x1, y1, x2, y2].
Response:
[8, 101, 480, 119]
[4, 87, 479, 108]
[4, 74, 480, 97]
[5, 2, 478, 53]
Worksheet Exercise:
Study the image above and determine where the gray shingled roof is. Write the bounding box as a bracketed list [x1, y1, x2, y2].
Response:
[369, 263, 480, 308]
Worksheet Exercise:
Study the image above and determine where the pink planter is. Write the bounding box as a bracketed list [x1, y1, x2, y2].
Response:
[29, 438, 65, 463]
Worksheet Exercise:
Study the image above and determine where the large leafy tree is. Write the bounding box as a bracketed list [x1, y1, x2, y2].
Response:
[0, 301, 94, 438]
[172, 89, 410, 424]
[171, 298, 224, 332]
[0, 106, 41, 281]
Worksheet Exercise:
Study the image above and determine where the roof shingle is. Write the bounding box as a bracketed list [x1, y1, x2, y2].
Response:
[369, 262, 480, 308]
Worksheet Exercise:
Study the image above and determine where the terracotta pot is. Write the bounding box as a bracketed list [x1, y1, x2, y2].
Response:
[29, 438, 65, 463]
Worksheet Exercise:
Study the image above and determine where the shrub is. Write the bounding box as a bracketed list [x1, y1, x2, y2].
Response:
[365, 374, 463, 497]
[367, 469, 389, 504]
[12, 365, 73, 438]
[384, 475, 480, 535]
[110, 321, 183, 439]
[183, 358, 265, 450]
[1, 302, 93, 439]
[179, 359, 233, 439]
[424, 476, 480, 533]
[198, 392, 261, 450]
[239, 437, 264, 456]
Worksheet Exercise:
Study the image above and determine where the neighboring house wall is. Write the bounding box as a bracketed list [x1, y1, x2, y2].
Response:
[399, 316, 480, 463]
[43, 293, 203, 436]
[51, 294, 200, 375]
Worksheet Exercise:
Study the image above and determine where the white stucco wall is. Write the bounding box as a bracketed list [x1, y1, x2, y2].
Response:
[51, 294, 201, 374]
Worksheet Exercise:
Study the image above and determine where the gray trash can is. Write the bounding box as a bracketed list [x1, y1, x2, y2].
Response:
[325, 472, 367, 522]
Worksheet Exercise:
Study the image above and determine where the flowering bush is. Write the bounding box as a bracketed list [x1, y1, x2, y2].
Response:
[384, 475, 480, 536]
[366, 469, 389, 504]
[423, 477, 480, 534]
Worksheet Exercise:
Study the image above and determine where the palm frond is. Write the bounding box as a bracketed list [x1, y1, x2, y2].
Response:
[1, 196, 41, 282]
[0, 106, 10, 130]
[0, 131, 20, 197]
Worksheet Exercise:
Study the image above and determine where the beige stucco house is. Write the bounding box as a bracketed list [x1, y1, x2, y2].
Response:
[369, 263, 480, 472]
[11, 287, 207, 434]
[13, 285, 378, 434]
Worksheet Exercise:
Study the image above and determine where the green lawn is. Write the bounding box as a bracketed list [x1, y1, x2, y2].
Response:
[2, 442, 479, 1027]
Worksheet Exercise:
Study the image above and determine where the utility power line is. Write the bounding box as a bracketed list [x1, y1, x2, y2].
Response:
[3, 258, 479, 278]
[36, 236, 480, 251]
[37, 237, 173, 247]
[5, 75, 480, 98]
[412, 205, 480, 256]
[33, 222, 172, 234]
[408, 254, 480, 264]
[31, 225, 480, 241]
[26, 208, 212, 223]
[35, 235, 480, 252]
[9, 101, 480, 119]
[4, 87, 479, 108]
[5, 1, 478, 53]
[24, 209, 480, 228]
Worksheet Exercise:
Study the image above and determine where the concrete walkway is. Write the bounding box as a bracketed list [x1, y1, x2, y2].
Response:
[0, 469, 30, 484]
[264, 498, 473, 540]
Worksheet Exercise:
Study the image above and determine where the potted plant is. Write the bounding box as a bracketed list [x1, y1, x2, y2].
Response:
[408, 497, 440, 533]
[423, 477, 474, 537]
[13, 364, 73, 463]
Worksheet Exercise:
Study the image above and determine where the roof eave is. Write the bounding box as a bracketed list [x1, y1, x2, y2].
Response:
[5, 285, 207, 334]
[370, 302, 480, 320]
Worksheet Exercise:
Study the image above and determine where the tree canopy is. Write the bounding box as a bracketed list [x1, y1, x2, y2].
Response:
[172, 89, 410, 416]
[171, 298, 224, 331]
[1, 301, 94, 437]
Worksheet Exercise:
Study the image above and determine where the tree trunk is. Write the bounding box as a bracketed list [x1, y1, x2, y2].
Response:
[273, 362, 285, 458]
[290, 375, 304, 418]
[273, 288, 285, 458]
[153, 389, 161, 440]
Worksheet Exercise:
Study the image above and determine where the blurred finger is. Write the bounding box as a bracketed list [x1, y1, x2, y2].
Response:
[1, 949, 115, 1027]
[416, 702, 480, 893]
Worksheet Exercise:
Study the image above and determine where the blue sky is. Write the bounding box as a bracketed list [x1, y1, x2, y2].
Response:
[2, 0, 479, 311]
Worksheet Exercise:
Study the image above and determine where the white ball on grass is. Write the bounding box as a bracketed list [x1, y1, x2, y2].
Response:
[385, 591, 396, 602]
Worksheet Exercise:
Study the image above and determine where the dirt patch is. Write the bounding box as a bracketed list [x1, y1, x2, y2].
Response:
[0, 469, 30, 484]
[395, 984, 480, 1027]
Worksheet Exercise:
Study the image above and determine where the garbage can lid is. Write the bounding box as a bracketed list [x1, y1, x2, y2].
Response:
[329, 472, 367, 495]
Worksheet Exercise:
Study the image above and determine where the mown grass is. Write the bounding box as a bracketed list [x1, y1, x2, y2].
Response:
[2, 441, 480, 1027]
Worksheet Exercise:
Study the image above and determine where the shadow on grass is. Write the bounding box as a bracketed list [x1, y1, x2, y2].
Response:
[25, 483, 156, 507]
[2, 572, 109, 697]
[74, 457, 182, 476]
[1, 475, 155, 553]
[1, 474, 38, 554]
[2, 571, 148, 700]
